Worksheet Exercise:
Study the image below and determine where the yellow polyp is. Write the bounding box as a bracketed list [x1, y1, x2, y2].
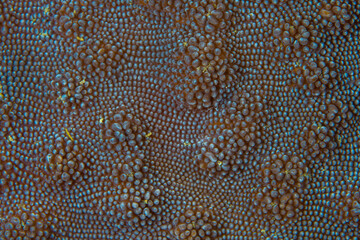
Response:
[58, 95, 65, 104]
[182, 42, 188, 47]
[44, 7, 50, 14]
[303, 172, 312, 181]
[291, 66, 302, 73]
[65, 128, 74, 141]
[80, 79, 86, 84]
[76, 36, 84, 41]
[261, 229, 266, 234]
[99, 117, 104, 123]
[39, 32, 48, 37]
[144, 199, 148, 204]
[8, 135, 15, 142]
[289, 26, 295, 35]
[217, 161, 222, 166]
[20, 203, 28, 211]
[202, 63, 211, 73]
[320, 9, 332, 18]
[145, 132, 152, 138]
[282, 169, 290, 175]
[337, 135, 342, 144]
[97, 48, 105, 55]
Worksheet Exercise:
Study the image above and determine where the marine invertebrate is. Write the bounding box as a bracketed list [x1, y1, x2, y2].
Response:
[1, 0, 360, 239]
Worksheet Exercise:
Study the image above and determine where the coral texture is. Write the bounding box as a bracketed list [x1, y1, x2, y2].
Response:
[1, 0, 360, 239]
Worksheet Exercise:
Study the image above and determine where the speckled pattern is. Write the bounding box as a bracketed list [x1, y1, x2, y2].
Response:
[0, 0, 360, 239]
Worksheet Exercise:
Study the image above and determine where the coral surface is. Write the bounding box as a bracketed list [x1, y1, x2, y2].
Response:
[1, 0, 360, 239]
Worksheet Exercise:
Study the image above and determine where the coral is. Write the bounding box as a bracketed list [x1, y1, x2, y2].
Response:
[1, 0, 359, 239]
